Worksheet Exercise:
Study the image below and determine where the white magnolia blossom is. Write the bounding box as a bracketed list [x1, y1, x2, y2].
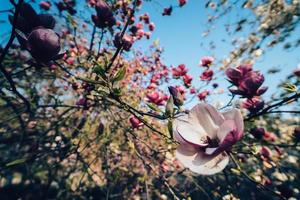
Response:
[173, 103, 244, 175]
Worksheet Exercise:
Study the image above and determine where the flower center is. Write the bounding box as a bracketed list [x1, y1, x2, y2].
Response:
[207, 136, 219, 148]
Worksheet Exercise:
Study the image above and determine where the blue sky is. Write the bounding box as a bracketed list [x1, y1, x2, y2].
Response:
[1, 0, 299, 107]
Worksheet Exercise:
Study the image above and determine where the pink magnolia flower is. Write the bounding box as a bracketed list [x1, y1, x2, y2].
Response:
[179, 0, 187, 7]
[172, 64, 188, 78]
[190, 87, 197, 94]
[183, 74, 193, 87]
[146, 91, 167, 105]
[199, 56, 214, 67]
[130, 116, 142, 128]
[197, 90, 209, 101]
[173, 103, 244, 175]
[226, 64, 268, 98]
[200, 69, 214, 81]
[242, 97, 264, 113]
[148, 22, 155, 31]
[225, 64, 252, 85]
[260, 146, 272, 159]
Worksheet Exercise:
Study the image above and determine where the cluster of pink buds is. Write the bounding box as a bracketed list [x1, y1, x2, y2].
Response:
[146, 91, 168, 106]
[199, 57, 214, 83]
[172, 64, 187, 78]
[226, 64, 268, 113]
[172, 64, 193, 88]
[226, 64, 268, 98]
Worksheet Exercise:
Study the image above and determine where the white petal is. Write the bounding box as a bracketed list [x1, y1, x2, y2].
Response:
[189, 103, 225, 139]
[205, 120, 236, 155]
[222, 108, 244, 138]
[217, 120, 236, 142]
[176, 145, 229, 175]
[173, 114, 209, 147]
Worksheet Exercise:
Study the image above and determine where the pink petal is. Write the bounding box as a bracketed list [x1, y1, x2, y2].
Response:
[176, 145, 229, 175]
[222, 108, 244, 138]
[205, 120, 237, 155]
[189, 103, 225, 139]
[173, 115, 209, 147]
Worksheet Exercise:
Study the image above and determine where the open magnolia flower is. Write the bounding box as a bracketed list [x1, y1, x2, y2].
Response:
[173, 103, 244, 175]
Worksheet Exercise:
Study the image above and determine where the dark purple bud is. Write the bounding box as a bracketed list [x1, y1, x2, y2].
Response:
[76, 97, 89, 108]
[38, 14, 56, 29]
[168, 86, 184, 107]
[93, 0, 116, 28]
[238, 73, 265, 97]
[162, 6, 172, 16]
[55, 2, 66, 12]
[27, 28, 60, 62]
[97, 122, 104, 135]
[228, 88, 244, 95]
[294, 67, 300, 77]
[113, 33, 133, 51]
[9, 14, 32, 35]
[19, 3, 39, 28]
[225, 68, 242, 85]
[293, 127, 300, 141]
[250, 128, 265, 139]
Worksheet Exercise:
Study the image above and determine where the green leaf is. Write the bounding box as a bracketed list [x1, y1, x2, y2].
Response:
[92, 65, 106, 79]
[282, 83, 297, 93]
[112, 88, 122, 96]
[6, 158, 28, 167]
[146, 103, 162, 113]
[112, 67, 126, 83]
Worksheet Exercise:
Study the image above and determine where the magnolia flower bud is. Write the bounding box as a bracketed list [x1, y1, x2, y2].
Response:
[199, 56, 214, 67]
[130, 116, 142, 128]
[93, 0, 116, 28]
[27, 28, 60, 62]
[39, 1, 52, 10]
[293, 127, 300, 142]
[250, 128, 265, 139]
[162, 6, 172, 16]
[113, 33, 133, 51]
[179, 0, 187, 7]
[168, 86, 184, 107]
[165, 96, 174, 117]
[38, 14, 55, 29]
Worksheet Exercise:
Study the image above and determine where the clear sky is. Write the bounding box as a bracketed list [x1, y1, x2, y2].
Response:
[1, 0, 299, 107]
